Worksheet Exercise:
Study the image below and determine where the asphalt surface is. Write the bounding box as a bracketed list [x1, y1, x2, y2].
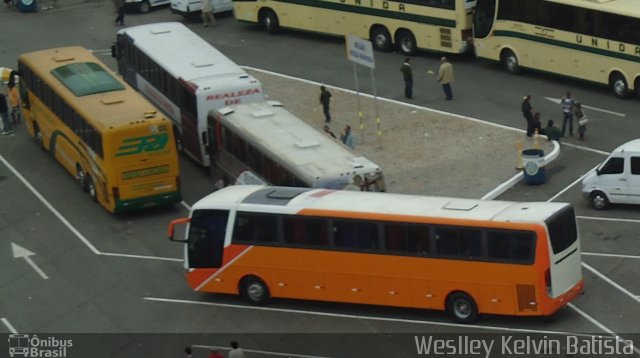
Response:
[0, 3, 639, 358]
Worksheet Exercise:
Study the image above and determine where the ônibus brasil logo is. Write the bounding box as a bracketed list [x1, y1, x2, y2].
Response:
[8, 334, 72, 357]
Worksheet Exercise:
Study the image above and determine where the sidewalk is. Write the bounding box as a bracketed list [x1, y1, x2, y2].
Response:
[246, 68, 554, 199]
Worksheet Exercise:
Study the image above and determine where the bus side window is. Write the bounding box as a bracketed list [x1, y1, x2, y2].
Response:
[458, 229, 482, 258]
[510, 232, 535, 263]
[384, 223, 407, 252]
[283, 217, 306, 245]
[487, 231, 510, 260]
[306, 219, 329, 246]
[407, 225, 430, 255]
[434, 227, 458, 256]
[334, 220, 378, 250]
[233, 214, 255, 243]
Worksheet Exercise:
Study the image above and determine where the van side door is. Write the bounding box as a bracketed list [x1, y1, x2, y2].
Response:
[597, 156, 627, 204]
[627, 155, 640, 205]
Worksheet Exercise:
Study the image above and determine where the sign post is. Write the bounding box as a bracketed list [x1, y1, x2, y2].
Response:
[346, 34, 381, 148]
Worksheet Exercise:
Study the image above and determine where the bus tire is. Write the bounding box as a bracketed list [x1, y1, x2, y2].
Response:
[76, 165, 88, 192]
[260, 9, 280, 35]
[395, 29, 416, 55]
[590, 191, 609, 210]
[500, 49, 521, 74]
[138, 0, 151, 13]
[370, 26, 393, 52]
[86, 176, 98, 202]
[610, 72, 630, 99]
[446, 291, 478, 323]
[240, 275, 270, 305]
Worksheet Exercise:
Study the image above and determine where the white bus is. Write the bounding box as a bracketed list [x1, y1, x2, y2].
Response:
[472, 0, 640, 98]
[113, 22, 265, 167]
[207, 101, 386, 191]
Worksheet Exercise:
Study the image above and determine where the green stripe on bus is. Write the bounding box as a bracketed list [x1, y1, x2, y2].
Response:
[494, 30, 640, 63]
[260, 0, 457, 27]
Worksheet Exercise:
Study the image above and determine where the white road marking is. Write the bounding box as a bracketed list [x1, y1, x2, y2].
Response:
[578, 215, 640, 224]
[11, 243, 49, 280]
[581, 262, 640, 305]
[192, 344, 334, 358]
[143, 297, 605, 337]
[568, 304, 640, 355]
[582, 252, 640, 260]
[544, 97, 626, 117]
[0, 155, 181, 263]
[1, 317, 18, 334]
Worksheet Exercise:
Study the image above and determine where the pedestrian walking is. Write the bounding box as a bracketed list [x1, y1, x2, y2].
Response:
[560, 91, 575, 137]
[8, 77, 21, 124]
[400, 58, 413, 99]
[521, 95, 534, 137]
[202, 0, 216, 27]
[575, 101, 589, 141]
[229, 341, 246, 358]
[319, 85, 332, 123]
[114, 0, 125, 26]
[340, 125, 354, 149]
[323, 124, 336, 138]
[0, 93, 12, 136]
[437, 56, 454, 100]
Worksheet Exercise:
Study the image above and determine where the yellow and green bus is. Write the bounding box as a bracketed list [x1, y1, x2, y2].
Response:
[18, 46, 181, 213]
[233, 0, 477, 55]
[473, 0, 640, 98]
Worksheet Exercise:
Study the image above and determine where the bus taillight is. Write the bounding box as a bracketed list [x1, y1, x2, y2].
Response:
[545, 268, 552, 294]
[113, 187, 120, 201]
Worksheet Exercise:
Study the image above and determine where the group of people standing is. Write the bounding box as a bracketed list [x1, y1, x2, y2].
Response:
[400, 56, 454, 101]
[521, 91, 588, 142]
[319, 86, 355, 149]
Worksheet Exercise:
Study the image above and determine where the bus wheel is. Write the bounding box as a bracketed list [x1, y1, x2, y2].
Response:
[240, 276, 270, 305]
[86, 176, 98, 202]
[500, 49, 521, 74]
[261, 9, 280, 35]
[590, 191, 609, 210]
[446, 292, 478, 323]
[610, 72, 630, 99]
[395, 30, 416, 55]
[370, 26, 392, 52]
[76, 165, 88, 192]
[138, 0, 151, 13]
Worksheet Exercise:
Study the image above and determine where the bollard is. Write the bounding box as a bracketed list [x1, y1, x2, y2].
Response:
[516, 140, 524, 170]
[533, 128, 540, 149]
[358, 110, 364, 144]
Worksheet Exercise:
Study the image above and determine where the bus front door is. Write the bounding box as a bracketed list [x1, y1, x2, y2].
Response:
[187, 209, 229, 269]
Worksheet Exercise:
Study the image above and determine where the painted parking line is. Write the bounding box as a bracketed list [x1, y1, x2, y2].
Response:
[0, 155, 182, 263]
[1, 317, 18, 334]
[192, 344, 334, 358]
[143, 296, 604, 337]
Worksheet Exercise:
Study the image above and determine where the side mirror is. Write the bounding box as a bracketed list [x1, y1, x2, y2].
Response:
[168, 218, 191, 242]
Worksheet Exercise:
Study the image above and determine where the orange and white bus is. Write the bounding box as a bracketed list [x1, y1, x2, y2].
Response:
[169, 185, 584, 323]
[18, 47, 181, 213]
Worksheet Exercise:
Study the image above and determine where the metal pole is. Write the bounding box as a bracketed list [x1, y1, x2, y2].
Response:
[353, 62, 364, 144]
[370, 68, 382, 149]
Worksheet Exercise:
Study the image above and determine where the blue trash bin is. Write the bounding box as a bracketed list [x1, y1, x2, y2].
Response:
[522, 149, 546, 185]
[16, 0, 37, 12]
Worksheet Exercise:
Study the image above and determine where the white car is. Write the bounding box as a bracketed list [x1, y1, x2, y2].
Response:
[125, 0, 170, 13]
[170, 0, 232, 18]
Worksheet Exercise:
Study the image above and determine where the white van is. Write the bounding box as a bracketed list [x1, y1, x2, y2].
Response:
[125, 0, 170, 13]
[170, 0, 232, 18]
[581, 139, 640, 209]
